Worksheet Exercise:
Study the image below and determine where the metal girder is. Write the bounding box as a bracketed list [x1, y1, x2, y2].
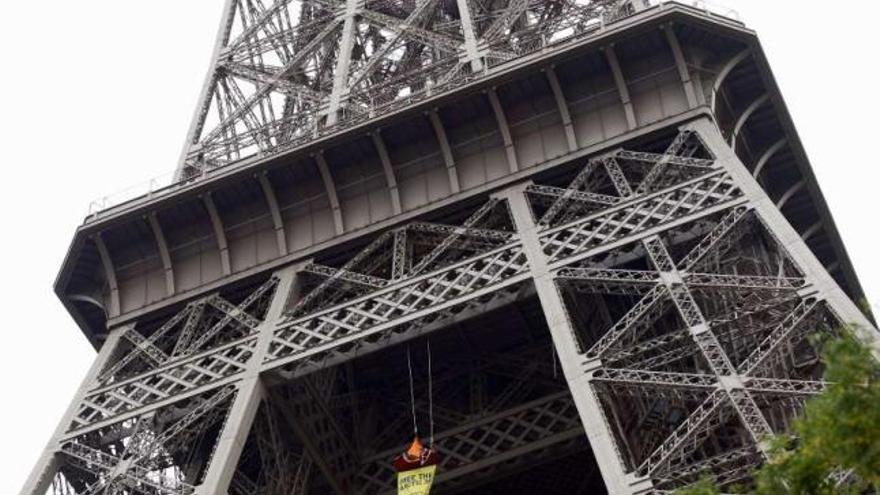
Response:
[291, 230, 394, 315]
[271, 372, 355, 495]
[604, 45, 637, 130]
[358, 391, 584, 495]
[315, 153, 345, 236]
[177, 0, 633, 175]
[710, 48, 750, 113]
[663, 25, 697, 108]
[730, 93, 769, 146]
[776, 179, 805, 210]
[148, 212, 176, 296]
[487, 88, 519, 173]
[257, 172, 289, 256]
[408, 198, 503, 276]
[60, 386, 235, 495]
[501, 126, 873, 492]
[752, 138, 786, 179]
[539, 171, 745, 265]
[203, 193, 232, 276]
[616, 150, 714, 169]
[610, 137, 772, 446]
[545, 66, 578, 152]
[43, 120, 880, 495]
[94, 233, 121, 317]
[302, 263, 388, 290]
[68, 278, 279, 433]
[266, 242, 530, 368]
[527, 183, 621, 207]
[427, 110, 460, 194]
[652, 446, 761, 490]
[371, 131, 403, 214]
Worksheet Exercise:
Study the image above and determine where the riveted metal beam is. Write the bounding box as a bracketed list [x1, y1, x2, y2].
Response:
[371, 131, 404, 214]
[257, 172, 288, 256]
[731, 93, 769, 146]
[663, 24, 698, 108]
[203, 193, 232, 276]
[147, 212, 176, 295]
[752, 138, 787, 179]
[776, 179, 805, 210]
[93, 233, 121, 317]
[427, 109, 461, 193]
[711, 49, 750, 113]
[605, 45, 637, 130]
[456, 0, 484, 71]
[315, 152, 345, 236]
[487, 88, 519, 173]
[326, 0, 359, 126]
[545, 66, 578, 152]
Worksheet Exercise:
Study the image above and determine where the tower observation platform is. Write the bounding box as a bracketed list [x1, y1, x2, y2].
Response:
[24, 1, 879, 494]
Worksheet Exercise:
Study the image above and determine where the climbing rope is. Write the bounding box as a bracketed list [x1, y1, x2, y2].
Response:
[427, 340, 434, 446]
[405, 342, 436, 445]
[406, 346, 419, 437]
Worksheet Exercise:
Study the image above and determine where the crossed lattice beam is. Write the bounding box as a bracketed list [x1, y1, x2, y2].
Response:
[529, 131, 839, 491]
[49, 129, 860, 494]
[59, 386, 235, 495]
[179, 0, 630, 173]
[357, 391, 584, 495]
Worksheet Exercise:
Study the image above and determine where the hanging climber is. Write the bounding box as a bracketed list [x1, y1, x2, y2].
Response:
[395, 344, 438, 495]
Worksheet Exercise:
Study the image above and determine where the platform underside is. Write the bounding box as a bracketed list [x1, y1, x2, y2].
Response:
[30, 3, 878, 495]
[39, 124, 869, 495]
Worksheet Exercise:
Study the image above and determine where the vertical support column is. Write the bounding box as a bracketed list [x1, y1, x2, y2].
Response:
[371, 131, 404, 214]
[687, 118, 877, 344]
[203, 193, 232, 276]
[663, 24, 698, 109]
[315, 152, 345, 236]
[711, 49, 750, 113]
[257, 172, 289, 256]
[455, 0, 484, 72]
[175, 0, 238, 178]
[326, 0, 359, 126]
[487, 88, 519, 173]
[19, 327, 128, 495]
[94, 233, 121, 318]
[148, 212, 177, 294]
[428, 110, 461, 193]
[604, 45, 637, 130]
[195, 264, 302, 494]
[545, 66, 578, 152]
[496, 184, 650, 495]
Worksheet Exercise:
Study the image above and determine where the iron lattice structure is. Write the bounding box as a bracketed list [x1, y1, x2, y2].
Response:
[178, 0, 632, 175]
[25, 1, 880, 495]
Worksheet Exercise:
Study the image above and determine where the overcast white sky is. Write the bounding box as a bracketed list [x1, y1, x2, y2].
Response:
[1, 1, 879, 492]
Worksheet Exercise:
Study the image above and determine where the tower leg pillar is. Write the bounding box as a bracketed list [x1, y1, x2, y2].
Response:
[19, 328, 127, 495]
[686, 118, 877, 342]
[195, 263, 302, 495]
[195, 377, 265, 495]
[497, 185, 651, 495]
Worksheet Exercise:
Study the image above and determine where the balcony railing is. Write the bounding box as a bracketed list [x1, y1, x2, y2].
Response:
[84, 0, 739, 224]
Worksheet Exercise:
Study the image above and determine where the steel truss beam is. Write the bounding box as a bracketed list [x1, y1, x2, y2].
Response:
[34, 121, 879, 495]
[502, 123, 878, 494]
[357, 391, 584, 495]
[176, 0, 629, 175]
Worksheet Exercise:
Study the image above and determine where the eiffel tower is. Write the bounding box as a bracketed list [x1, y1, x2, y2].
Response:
[23, 1, 878, 494]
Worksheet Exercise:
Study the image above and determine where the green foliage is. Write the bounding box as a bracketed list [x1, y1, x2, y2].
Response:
[674, 330, 880, 495]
